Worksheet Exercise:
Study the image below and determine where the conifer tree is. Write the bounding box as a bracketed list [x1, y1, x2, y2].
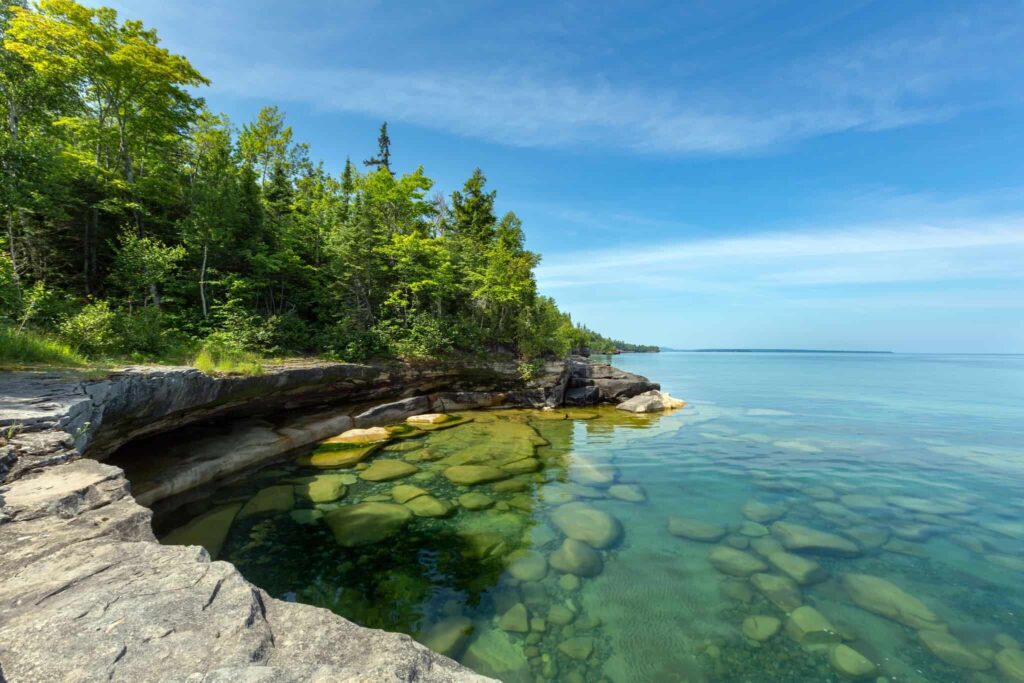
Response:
[363, 122, 391, 173]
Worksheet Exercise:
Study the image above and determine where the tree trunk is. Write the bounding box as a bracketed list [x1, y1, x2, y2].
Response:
[7, 213, 22, 303]
[199, 242, 208, 318]
[150, 283, 161, 309]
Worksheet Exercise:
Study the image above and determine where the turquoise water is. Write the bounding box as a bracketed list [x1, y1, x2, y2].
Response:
[159, 352, 1024, 682]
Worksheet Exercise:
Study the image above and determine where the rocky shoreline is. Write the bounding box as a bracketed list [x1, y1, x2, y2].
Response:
[0, 356, 657, 683]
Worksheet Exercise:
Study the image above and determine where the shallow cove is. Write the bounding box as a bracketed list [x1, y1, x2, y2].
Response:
[155, 352, 1024, 683]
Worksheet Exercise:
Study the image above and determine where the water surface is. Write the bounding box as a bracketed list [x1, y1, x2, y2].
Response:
[159, 352, 1024, 682]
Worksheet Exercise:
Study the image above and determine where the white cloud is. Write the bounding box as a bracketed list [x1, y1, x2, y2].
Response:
[535, 218, 1024, 290]
[201, 6, 1023, 155]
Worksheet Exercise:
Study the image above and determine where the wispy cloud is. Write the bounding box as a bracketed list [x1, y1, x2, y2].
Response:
[536, 218, 1024, 291]
[204, 6, 1022, 155]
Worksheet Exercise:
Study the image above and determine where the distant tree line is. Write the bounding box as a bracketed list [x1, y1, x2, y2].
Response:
[0, 0, 651, 365]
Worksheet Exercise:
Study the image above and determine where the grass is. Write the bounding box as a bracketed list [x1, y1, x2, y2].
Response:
[0, 327, 88, 368]
[193, 345, 264, 376]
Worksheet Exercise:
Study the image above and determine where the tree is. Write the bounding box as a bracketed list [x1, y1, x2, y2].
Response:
[363, 122, 391, 173]
[181, 109, 235, 319]
[450, 168, 497, 243]
[238, 105, 298, 186]
[6, 0, 207, 293]
[110, 228, 184, 310]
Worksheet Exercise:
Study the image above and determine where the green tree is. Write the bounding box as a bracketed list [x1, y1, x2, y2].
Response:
[6, 0, 207, 293]
[363, 122, 391, 173]
[110, 228, 184, 310]
[450, 168, 496, 243]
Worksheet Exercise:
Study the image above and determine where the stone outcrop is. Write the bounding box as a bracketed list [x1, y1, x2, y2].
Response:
[561, 357, 659, 406]
[0, 356, 659, 683]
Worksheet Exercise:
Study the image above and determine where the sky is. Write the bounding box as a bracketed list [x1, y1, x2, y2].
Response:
[99, 0, 1024, 352]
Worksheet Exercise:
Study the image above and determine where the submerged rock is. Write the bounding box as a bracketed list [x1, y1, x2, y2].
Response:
[843, 525, 890, 550]
[497, 603, 530, 633]
[765, 551, 828, 585]
[494, 479, 530, 494]
[359, 459, 419, 482]
[295, 474, 349, 503]
[458, 492, 495, 510]
[828, 644, 877, 679]
[503, 457, 542, 475]
[238, 485, 295, 519]
[559, 574, 581, 591]
[570, 455, 617, 487]
[607, 483, 646, 502]
[750, 536, 785, 557]
[558, 636, 594, 660]
[771, 521, 861, 557]
[391, 484, 429, 504]
[547, 604, 575, 626]
[300, 442, 381, 468]
[404, 494, 454, 518]
[667, 517, 728, 543]
[785, 605, 842, 645]
[551, 502, 623, 549]
[506, 550, 548, 582]
[996, 648, 1024, 682]
[708, 546, 768, 576]
[919, 629, 991, 670]
[289, 508, 323, 525]
[739, 521, 770, 537]
[443, 465, 509, 485]
[750, 573, 802, 612]
[323, 502, 413, 547]
[162, 503, 242, 559]
[549, 538, 603, 577]
[461, 629, 531, 682]
[742, 499, 787, 523]
[741, 615, 781, 642]
[420, 615, 474, 659]
[842, 573, 944, 631]
[885, 495, 973, 516]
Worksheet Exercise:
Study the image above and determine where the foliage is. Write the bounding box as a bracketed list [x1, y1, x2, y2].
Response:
[58, 300, 119, 356]
[193, 340, 264, 376]
[0, 0, 652, 367]
[0, 325, 86, 366]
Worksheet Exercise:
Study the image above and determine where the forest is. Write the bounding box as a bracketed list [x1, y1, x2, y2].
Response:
[0, 0, 654, 371]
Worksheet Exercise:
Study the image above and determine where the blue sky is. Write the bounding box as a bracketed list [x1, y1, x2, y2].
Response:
[103, 0, 1024, 352]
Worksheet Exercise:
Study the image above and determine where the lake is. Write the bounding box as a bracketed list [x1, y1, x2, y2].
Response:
[158, 351, 1024, 682]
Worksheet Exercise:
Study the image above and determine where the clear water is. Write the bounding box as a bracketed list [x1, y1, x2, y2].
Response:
[158, 352, 1024, 682]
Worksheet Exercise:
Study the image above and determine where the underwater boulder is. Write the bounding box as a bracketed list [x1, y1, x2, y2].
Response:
[162, 503, 242, 559]
[841, 573, 945, 631]
[323, 502, 413, 547]
[359, 459, 419, 482]
[667, 517, 728, 543]
[443, 465, 509, 485]
[551, 502, 623, 549]
[771, 521, 861, 557]
[549, 538, 603, 577]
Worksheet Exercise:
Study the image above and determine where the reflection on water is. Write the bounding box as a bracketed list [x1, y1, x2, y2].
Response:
[157, 353, 1024, 682]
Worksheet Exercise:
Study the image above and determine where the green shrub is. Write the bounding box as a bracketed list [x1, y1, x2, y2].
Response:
[118, 307, 168, 357]
[59, 301, 120, 357]
[193, 339, 264, 376]
[0, 326, 87, 366]
[319, 319, 390, 363]
[383, 314, 454, 360]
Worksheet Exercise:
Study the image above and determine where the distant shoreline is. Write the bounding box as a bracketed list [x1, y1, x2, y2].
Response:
[662, 348, 894, 354]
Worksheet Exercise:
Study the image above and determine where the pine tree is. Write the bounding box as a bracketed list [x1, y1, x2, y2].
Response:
[363, 122, 391, 173]
[451, 168, 497, 243]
